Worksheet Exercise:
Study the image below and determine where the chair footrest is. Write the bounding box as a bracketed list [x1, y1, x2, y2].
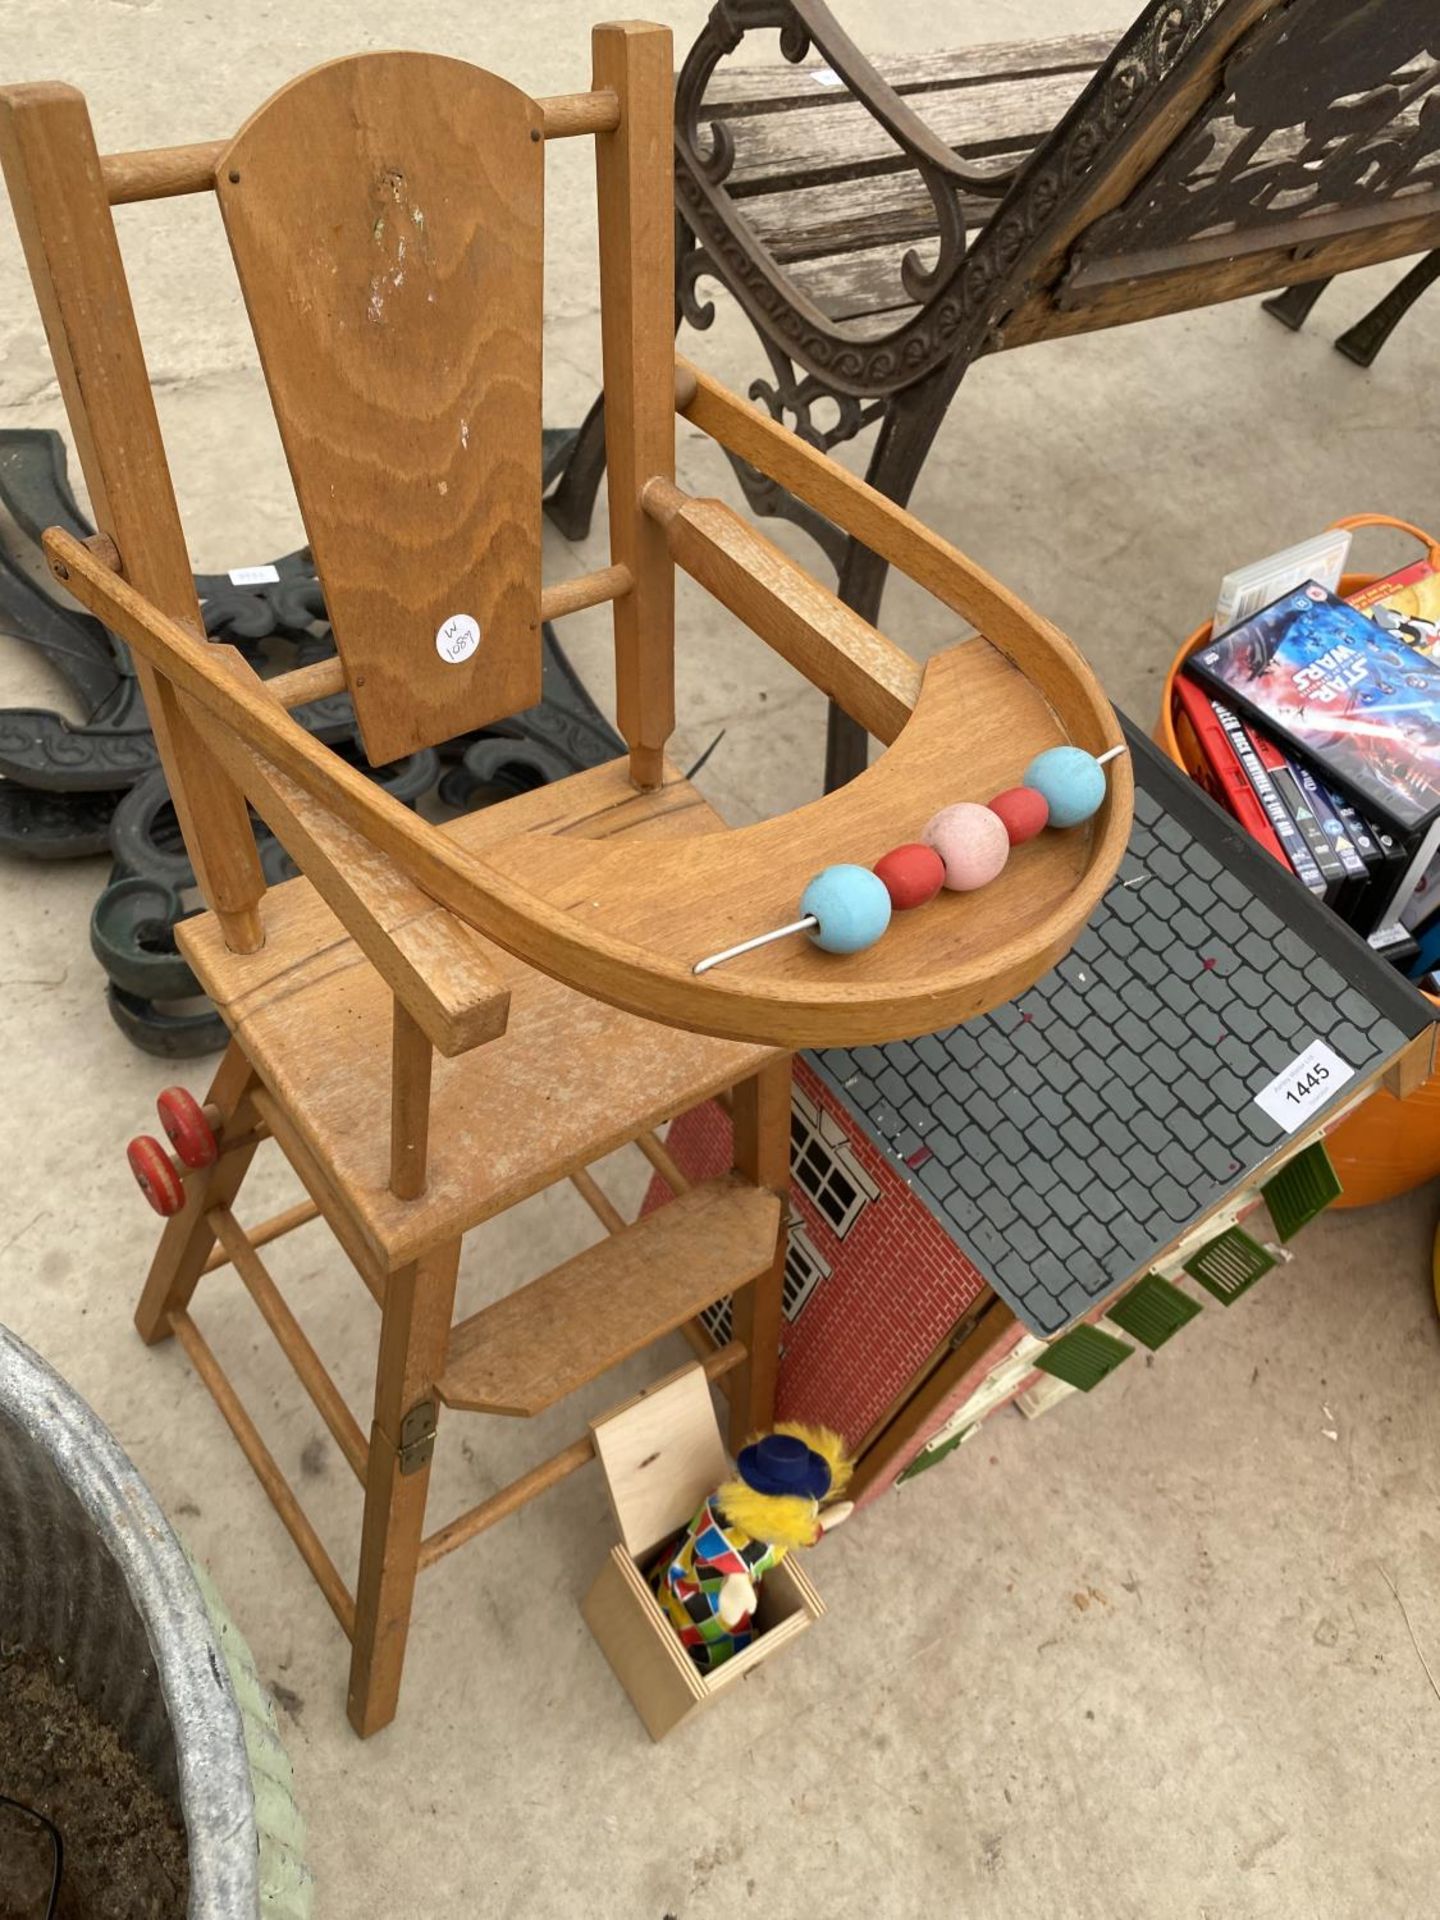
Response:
[436, 1176, 782, 1417]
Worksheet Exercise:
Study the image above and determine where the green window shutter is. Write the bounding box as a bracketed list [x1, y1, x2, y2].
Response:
[1183, 1226, 1276, 1305]
[1262, 1141, 1343, 1243]
[897, 1426, 969, 1484]
[1034, 1324, 1133, 1392]
[1106, 1273, 1202, 1350]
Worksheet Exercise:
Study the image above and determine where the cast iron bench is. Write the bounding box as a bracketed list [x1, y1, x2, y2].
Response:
[547, 0, 1440, 788]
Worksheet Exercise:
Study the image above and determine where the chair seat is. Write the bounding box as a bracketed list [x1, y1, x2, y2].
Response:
[180, 760, 778, 1273]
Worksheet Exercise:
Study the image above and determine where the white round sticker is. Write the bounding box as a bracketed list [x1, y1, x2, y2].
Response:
[436, 613, 481, 664]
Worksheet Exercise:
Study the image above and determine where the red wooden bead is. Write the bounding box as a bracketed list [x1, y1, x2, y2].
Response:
[988, 786, 1049, 845]
[873, 843, 946, 910]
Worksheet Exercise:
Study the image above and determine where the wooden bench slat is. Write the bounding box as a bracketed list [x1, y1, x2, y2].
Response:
[701, 31, 1117, 117]
[738, 97, 1432, 279]
[747, 168, 963, 264]
[723, 64, 1099, 197]
[725, 61, 1430, 207]
[785, 245, 919, 327]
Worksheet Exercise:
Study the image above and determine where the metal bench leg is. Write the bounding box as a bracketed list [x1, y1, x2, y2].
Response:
[1336, 250, 1440, 368]
[347, 1240, 461, 1739]
[826, 369, 953, 792]
[543, 392, 608, 542]
[1261, 276, 1332, 333]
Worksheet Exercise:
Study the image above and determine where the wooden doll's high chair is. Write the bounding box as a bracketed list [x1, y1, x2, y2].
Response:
[0, 24, 1130, 1736]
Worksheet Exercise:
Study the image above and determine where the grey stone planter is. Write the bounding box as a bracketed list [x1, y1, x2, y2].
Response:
[0, 1324, 311, 1918]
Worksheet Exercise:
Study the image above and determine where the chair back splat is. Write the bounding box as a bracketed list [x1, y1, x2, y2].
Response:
[218, 55, 546, 765]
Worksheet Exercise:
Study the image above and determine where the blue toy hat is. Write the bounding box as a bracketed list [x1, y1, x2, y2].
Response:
[736, 1433, 831, 1502]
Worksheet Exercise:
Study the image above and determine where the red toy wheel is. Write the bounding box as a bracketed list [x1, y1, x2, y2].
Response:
[156, 1086, 218, 1169]
[127, 1136, 186, 1217]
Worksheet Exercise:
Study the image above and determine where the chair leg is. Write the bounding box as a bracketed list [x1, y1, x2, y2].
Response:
[134, 1040, 263, 1345]
[726, 1057, 791, 1452]
[347, 1239, 462, 1739]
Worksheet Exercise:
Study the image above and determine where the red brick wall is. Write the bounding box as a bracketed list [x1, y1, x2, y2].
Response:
[645, 1060, 992, 1494]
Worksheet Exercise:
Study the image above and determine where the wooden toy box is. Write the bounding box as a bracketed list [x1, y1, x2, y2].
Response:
[582, 1363, 824, 1742]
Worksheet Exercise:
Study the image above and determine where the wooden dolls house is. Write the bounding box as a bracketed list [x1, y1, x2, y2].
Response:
[645, 723, 1435, 1500]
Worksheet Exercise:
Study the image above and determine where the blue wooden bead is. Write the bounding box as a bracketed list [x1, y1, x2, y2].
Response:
[1022, 745, 1106, 828]
[800, 865, 893, 954]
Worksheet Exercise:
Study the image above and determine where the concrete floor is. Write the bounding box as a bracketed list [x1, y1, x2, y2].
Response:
[3, 0, 1440, 1913]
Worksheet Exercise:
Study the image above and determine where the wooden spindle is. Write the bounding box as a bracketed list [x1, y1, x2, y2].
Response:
[389, 999, 433, 1200]
[592, 23, 676, 789]
[0, 84, 267, 953]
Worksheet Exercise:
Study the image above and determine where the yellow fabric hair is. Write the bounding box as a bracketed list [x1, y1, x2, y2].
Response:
[715, 1423, 855, 1551]
[713, 1482, 817, 1553]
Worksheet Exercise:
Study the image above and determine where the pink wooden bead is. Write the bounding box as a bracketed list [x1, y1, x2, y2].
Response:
[921, 803, 1011, 892]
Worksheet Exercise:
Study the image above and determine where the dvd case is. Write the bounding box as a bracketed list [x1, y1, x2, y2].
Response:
[1211, 528, 1352, 637]
[1190, 584, 1440, 830]
[1348, 553, 1440, 660]
[1251, 731, 1345, 901]
[1186, 583, 1440, 925]
[1169, 675, 1290, 869]
[1292, 761, 1368, 917]
[1212, 703, 1323, 893]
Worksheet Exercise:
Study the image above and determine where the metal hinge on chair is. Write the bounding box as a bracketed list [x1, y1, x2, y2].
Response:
[398, 1398, 438, 1475]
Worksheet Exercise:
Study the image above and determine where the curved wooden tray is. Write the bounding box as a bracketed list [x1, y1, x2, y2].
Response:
[48, 528, 1130, 1053]
[478, 636, 1131, 1048]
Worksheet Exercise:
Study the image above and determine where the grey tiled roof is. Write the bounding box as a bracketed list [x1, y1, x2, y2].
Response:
[810, 727, 1423, 1337]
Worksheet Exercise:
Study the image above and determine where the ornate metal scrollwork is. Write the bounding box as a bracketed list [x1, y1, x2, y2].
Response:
[675, 0, 811, 189]
[674, 0, 998, 401]
[960, 0, 1228, 321]
[744, 333, 874, 452]
[671, 0, 1247, 407]
[681, 228, 878, 569]
[1078, 0, 1440, 263]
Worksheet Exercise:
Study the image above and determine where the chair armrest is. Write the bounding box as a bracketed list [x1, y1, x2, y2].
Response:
[200, 702, 511, 1057]
[44, 524, 609, 1009]
[675, 355, 1120, 758]
[44, 518, 1129, 1053]
[640, 473, 921, 744]
[43, 537, 511, 1057]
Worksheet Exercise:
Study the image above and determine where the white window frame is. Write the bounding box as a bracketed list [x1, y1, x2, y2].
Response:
[699, 1296, 733, 1349]
[790, 1084, 879, 1240]
[782, 1214, 831, 1322]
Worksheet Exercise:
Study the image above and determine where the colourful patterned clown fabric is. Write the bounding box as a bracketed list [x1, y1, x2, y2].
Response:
[650, 1495, 786, 1673]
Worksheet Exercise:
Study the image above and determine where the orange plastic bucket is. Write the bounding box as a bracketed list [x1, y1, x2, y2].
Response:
[1155, 514, 1440, 1209]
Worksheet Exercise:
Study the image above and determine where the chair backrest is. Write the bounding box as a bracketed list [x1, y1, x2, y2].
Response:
[217, 54, 547, 765]
[0, 27, 675, 949]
